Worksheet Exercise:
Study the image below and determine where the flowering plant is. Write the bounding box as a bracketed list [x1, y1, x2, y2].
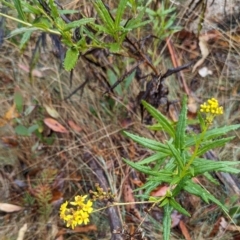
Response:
[59, 97, 240, 240]
[123, 96, 240, 240]
[59, 184, 116, 229]
[60, 195, 93, 229]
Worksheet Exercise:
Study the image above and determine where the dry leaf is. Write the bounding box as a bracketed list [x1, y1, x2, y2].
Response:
[17, 223, 27, 240]
[0, 203, 22, 212]
[168, 104, 179, 122]
[192, 36, 209, 72]
[68, 120, 82, 132]
[187, 95, 197, 114]
[55, 235, 64, 240]
[5, 104, 19, 120]
[192, 30, 220, 72]
[131, 178, 143, 187]
[123, 179, 142, 220]
[0, 118, 8, 127]
[150, 185, 169, 197]
[0, 104, 19, 127]
[0, 136, 19, 148]
[18, 64, 43, 78]
[171, 211, 182, 228]
[72, 225, 97, 233]
[44, 104, 60, 118]
[179, 220, 192, 240]
[44, 118, 68, 133]
[220, 217, 240, 231]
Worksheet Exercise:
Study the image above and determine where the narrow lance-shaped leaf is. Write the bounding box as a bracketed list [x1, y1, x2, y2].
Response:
[93, 0, 115, 33]
[169, 198, 190, 216]
[163, 203, 173, 240]
[13, 0, 26, 21]
[9, 27, 39, 38]
[186, 124, 240, 147]
[167, 141, 184, 169]
[63, 18, 95, 31]
[115, 0, 128, 28]
[138, 152, 168, 165]
[184, 180, 228, 212]
[123, 131, 171, 153]
[19, 31, 33, 49]
[197, 111, 206, 132]
[142, 100, 175, 138]
[192, 158, 240, 175]
[49, 0, 59, 19]
[123, 158, 168, 177]
[126, 6, 146, 29]
[175, 95, 187, 150]
[197, 137, 234, 156]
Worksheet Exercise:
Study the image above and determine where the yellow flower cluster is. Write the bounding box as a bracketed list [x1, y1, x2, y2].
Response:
[200, 98, 223, 124]
[60, 195, 93, 229]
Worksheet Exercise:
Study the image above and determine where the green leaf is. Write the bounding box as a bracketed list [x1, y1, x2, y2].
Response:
[107, 69, 122, 95]
[14, 89, 23, 113]
[167, 142, 184, 169]
[126, 6, 146, 29]
[135, 181, 161, 195]
[49, 0, 59, 18]
[24, 105, 35, 116]
[115, 0, 128, 28]
[32, 22, 50, 31]
[58, 9, 79, 14]
[82, 26, 102, 44]
[192, 158, 240, 175]
[125, 20, 151, 30]
[184, 180, 228, 212]
[109, 42, 121, 53]
[63, 18, 95, 31]
[8, 27, 39, 38]
[171, 176, 190, 196]
[169, 198, 191, 216]
[138, 152, 168, 165]
[123, 158, 172, 177]
[175, 95, 187, 150]
[124, 70, 135, 91]
[22, 2, 41, 14]
[197, 137, 234, 156]
[13, 0, 26, 21]
[146, 173, 173, 184]
[142, 100, 175, 138]
[123, 131, 171, 154]
[186, 124, 240, 147]
[64, 48, 79, 71]
[93, 0, 115, 33]
[89, 22, 112, 35]
[203, 172, 219, 185]
[19, 30, 33, 49]
[163, 204, 173, 240]
[197, 111, 206, 132]
[15, 125, 29, 136]
[28, 124, 39, 135]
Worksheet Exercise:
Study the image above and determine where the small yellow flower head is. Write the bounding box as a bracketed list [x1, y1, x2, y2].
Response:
[82, 200, 93, 213]
[70, 195, 87, 206]
[59, 195, 93, 229]
[200, 98, 223, 124]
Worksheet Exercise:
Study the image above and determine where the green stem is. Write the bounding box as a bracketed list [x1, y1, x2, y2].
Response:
[181, 123, 209, 177]
[0, 13, 61, 35]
